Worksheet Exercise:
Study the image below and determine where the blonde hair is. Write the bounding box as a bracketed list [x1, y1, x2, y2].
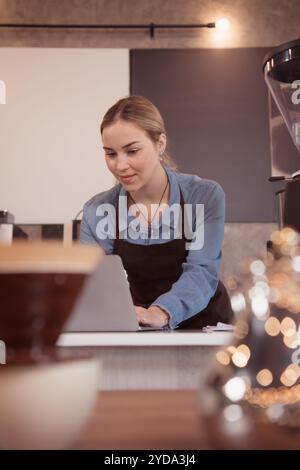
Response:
[100, 95, 177, 169]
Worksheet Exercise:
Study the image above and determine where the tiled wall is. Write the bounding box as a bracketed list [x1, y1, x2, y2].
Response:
[221, 222, 277, 282]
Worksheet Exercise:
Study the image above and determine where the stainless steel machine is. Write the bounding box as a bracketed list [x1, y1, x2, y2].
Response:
[263, 38, 300, 232]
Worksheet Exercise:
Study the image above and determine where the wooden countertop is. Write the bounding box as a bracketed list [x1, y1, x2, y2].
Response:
[75, 390, 300, 450]
[76, 390, 206, 450]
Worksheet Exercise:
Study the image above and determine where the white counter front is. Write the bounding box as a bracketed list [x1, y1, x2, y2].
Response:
[57, 331, 233, 390]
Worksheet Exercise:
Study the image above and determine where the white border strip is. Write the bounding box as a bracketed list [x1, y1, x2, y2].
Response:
[57, 331, 233, 347]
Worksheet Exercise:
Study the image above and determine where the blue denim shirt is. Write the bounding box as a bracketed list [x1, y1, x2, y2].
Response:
[80, 166, 225, 329]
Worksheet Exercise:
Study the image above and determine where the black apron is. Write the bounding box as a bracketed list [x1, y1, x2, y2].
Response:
[113, 191, 233, 329]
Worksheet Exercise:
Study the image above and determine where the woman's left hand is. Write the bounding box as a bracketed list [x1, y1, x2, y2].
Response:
[135, 305, 170, 328]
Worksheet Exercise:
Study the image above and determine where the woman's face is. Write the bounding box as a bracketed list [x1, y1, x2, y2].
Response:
[102, 119, 166, 191]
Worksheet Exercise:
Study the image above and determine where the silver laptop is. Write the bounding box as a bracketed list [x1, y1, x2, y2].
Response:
[64, 255, 167, 332]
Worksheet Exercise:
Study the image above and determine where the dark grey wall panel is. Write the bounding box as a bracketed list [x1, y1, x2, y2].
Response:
[130, 48, 275, 222]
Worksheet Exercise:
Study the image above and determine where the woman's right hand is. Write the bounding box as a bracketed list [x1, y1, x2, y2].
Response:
[134, 305, 169, 328]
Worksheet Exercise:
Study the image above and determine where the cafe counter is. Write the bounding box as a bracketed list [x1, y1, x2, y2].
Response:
[58, 331, 232, 390]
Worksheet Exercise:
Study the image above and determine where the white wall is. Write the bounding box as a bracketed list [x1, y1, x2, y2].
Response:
[0, 48, 129, 223]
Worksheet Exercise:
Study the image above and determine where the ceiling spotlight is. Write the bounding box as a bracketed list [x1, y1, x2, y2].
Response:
[215, 18, 230, 32]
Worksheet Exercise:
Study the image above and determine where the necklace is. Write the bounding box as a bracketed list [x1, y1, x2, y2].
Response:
[128, 178, 169, 228]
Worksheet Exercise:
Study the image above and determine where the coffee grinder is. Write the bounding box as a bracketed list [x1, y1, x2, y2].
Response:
[263, 38, 300, 233]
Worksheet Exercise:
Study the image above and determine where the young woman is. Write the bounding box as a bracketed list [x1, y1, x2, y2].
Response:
[80, 95, 233, 329]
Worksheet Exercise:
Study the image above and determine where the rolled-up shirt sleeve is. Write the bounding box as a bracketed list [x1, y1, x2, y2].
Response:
[152, 183, 225, 329]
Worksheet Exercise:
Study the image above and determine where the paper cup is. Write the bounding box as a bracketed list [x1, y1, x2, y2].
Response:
[0, 224, 13, 245]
